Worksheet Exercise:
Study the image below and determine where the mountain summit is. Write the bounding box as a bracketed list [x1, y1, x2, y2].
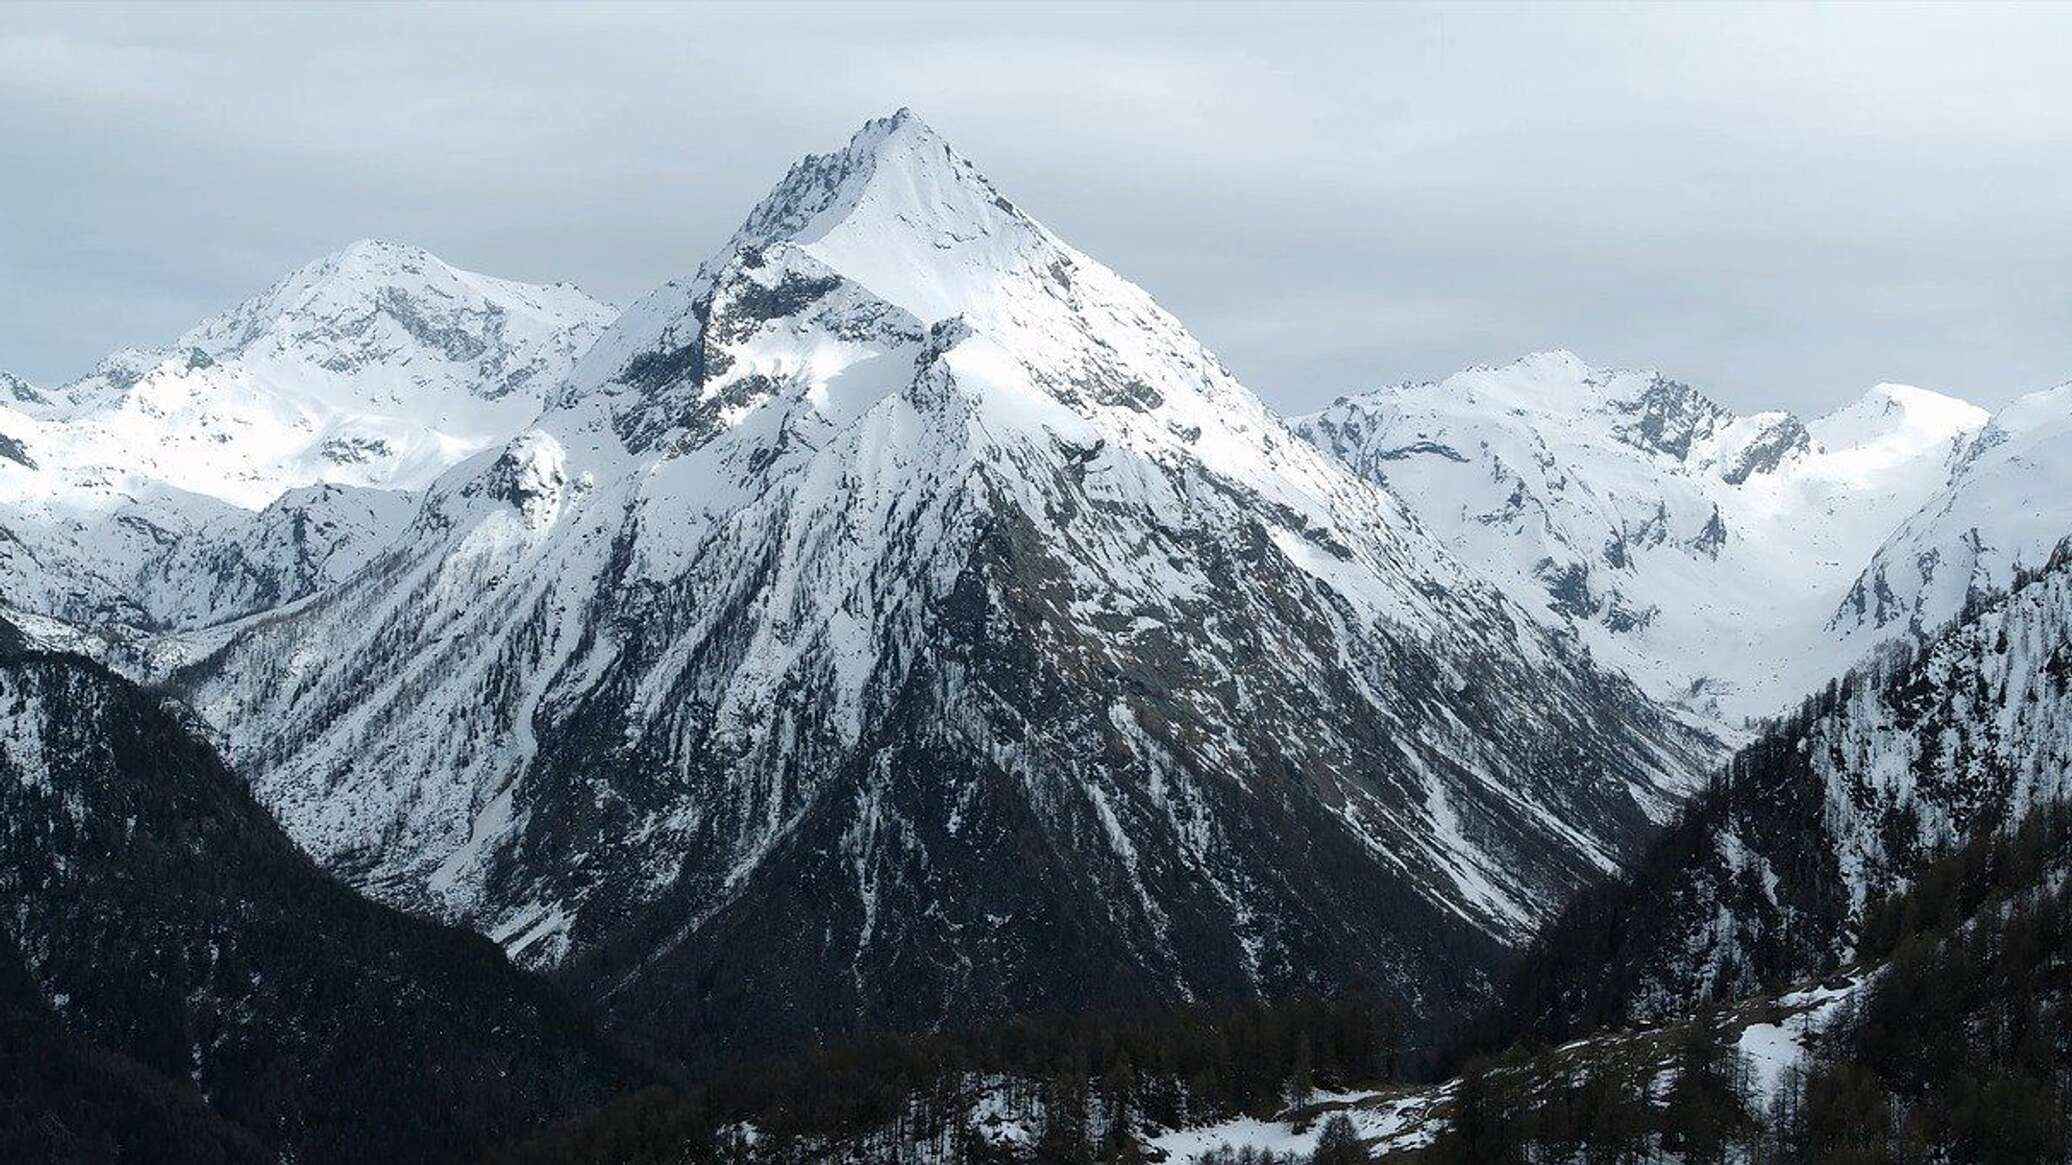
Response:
[28, 237, 617, 506]
[165, 113, 1712, 1064]
[727, 108, 1046, 321]
[177, 237, 613, 412]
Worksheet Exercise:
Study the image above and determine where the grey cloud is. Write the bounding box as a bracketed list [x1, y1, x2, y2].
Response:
[3, 2, 2069, 415]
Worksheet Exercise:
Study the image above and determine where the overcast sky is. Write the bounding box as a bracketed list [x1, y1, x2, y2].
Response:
[3, 2, 2069, 415]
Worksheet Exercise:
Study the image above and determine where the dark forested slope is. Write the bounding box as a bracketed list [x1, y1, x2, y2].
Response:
[0, 625, 644, 1162]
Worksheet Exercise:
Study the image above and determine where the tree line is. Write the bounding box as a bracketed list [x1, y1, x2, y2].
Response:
[497, 991, 1401, 1163]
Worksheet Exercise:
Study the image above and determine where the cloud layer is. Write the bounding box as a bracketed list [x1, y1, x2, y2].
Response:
[3, 2, 2068, 414]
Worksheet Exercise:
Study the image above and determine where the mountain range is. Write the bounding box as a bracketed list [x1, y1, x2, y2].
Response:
[0, 239, 611, 633]
[2, 109, 2068, 1160]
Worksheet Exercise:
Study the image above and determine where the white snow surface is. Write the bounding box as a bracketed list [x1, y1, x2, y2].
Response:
[1734, 978, 1861, 1110]
[1150, 1090, 1443, 1161]
[1150, 977, 1863, 1161]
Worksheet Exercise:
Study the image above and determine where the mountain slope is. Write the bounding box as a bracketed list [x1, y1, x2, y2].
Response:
[1479, 535, 2072, 1043]
[0, 242, 612, 631]
[1833, 379, 2072, 642]
[0, 371, 41, 407]
[1295, 355, 1987, 725]
[162, 111, 1713, 1064]
[503, 802, 2072, 1162]
[0, 623, 642, 1162]
[133, 482, 420, 628]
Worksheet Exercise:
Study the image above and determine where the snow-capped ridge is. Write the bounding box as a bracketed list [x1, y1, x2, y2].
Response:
[1294, 353, 1992, 725]
[24, 238, 616, 505]
[1804, 381, 1985, 482]
[0, 370, 44, 406]
[0, 241, 614, 631]
[1831, 377, 2072, 639]
[173, 237, 615, 389]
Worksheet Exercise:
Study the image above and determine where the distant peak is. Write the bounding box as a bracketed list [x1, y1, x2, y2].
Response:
[1513, 348, 1589, 370]
[731, 109, 987, 255]
[1456, 350, 1608, 387]
[1831, 382, 1985, 430]
[170, 238, 612, 368]
[836, 108, 956, 179]
[341, 236, 413, 255]
[1861, 381, 1975, 410]
[855, 106, 937, 144]
[1809, 380, 1987, 457]
[320, 237, 445, 276]
[869, 106, 926, 134]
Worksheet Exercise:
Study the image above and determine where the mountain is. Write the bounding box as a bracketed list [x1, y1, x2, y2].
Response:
[133, 483, 421, 629]
[1176, 799, 2072, 1163]
[0, 1005, 271, 1164]
[32, 238, 616, 505]
[0, 241, 613, 630]
[1477, 534, 2072, 1044]
[0, 370, 41, 407]
[159, 110, 1714, 1065]
[1295, 354, 1988, 726]
[0, 623, 643, 1162]
[1832, 379, 2072, 642]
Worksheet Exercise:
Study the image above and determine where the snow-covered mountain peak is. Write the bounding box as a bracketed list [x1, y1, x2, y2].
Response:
[10, 241, 618, 510]
[731, 109, 1025, 277]
[563, 112, 1279, 486]
[1806, 381, 1985, 481]
[0, 244, 616, 630]
[1465, 348, 1597, 388]
[713, 108, 1092, 345]
[1831, 376, 2072, 639]
[1386, 352, 1722, 431]
[171, 237, 615, 404]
